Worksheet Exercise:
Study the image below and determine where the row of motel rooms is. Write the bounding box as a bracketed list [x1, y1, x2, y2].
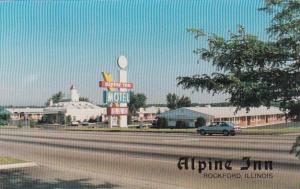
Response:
[4, 105, 286, 127]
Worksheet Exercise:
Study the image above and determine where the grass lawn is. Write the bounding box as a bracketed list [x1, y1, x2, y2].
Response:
[241, 122, 300, 135]
[242, 127, 300, 135]
[0, 157, 25, 165]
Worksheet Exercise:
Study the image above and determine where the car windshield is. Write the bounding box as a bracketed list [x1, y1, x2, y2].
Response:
[227, 122, 235, 127]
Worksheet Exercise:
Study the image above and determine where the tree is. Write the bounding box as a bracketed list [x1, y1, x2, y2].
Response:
[260, 0, 300, 119]
[65, 115, 72, 125]
[46, 91, 64, 106]
[177, 95, 192, 108]
[261, 0, 300, 160]
[166, 93, 191, 109]
[288, 101, 300, 121]
[291, 136, 300, 159]
[0, 107, 10, 121]
[177, 0, 300, 114]
[166, 93, 177, 110]
[128, 92, 147, 124]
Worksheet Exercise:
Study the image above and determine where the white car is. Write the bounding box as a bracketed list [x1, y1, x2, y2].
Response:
[71, 121, 79, 126]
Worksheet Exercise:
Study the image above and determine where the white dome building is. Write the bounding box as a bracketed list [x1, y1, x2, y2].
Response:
[44, 85, 106, 124]
[70, 85, 80, 102]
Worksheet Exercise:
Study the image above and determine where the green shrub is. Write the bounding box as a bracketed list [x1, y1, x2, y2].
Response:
[0, 119, 7, 126]
[175, 120, 188, 129]
[195, 117, 206, 127]
[66, 115, 72, 125]
[156, 117, 168, 128]
[30, 120, 36, 128]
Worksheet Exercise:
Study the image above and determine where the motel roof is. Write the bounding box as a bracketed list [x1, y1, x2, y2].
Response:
[159, 106, 285, 119]
[43, 101, 107, 114]
[185, 106, 284, 118]
[138, 106, 169, 114]
[6, 108, 44, 114]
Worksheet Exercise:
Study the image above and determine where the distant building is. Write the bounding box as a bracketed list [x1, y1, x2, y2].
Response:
[137, 106, 169, 122]
[158, 106, 286, 127]
[7, 108, 44, 121]
[43, 85, 107, 123]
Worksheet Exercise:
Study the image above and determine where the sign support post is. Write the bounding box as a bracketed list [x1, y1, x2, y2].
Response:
[117, 55, 129, 128]
[119, 68, 127, 128]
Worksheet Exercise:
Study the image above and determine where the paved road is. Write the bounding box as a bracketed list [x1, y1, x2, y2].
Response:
[0, 129, 299, 189]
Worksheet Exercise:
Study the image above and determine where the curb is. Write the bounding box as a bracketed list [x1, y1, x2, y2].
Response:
[0, 162, 38, 171]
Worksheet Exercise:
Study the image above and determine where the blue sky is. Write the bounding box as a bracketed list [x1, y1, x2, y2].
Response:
[0, 0, 272, 106]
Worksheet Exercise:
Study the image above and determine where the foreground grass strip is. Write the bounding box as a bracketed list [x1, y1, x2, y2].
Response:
[0, 157, 25, 165]
[242, 127, 300, 135]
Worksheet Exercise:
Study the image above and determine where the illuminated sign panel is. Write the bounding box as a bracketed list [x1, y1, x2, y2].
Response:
[99, 81, 133, 89]
[107, 107, 128, 116]
[103, 91, 130, 104]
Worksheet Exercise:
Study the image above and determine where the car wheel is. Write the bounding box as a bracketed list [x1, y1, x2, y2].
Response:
[199, 130, 206, 136]
[223, 130, 229, 136]
[230, 132, 235, 136]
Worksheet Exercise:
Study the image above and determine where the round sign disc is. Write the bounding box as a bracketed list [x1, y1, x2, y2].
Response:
[117, 56, 128, 69]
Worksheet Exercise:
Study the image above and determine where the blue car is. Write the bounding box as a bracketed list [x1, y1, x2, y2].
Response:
[197, 122, 238, 136]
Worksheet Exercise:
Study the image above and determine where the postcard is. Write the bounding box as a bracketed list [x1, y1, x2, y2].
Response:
[0, 0, 299, 189]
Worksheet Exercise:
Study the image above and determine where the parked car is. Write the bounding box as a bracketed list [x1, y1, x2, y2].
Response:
[82, 122, 96, 126]
[70, 121, 79, 126]
[197, 122, 238, 136]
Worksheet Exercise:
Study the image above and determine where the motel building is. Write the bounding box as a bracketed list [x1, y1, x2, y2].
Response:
[6, 107, 44, 125]
[137, 106, 169, 122]
[158, 106, 286, 128]
[43, 85, 107, 123]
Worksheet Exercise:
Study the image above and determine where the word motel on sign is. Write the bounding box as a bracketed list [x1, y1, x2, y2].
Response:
[103, 91, 130, 104]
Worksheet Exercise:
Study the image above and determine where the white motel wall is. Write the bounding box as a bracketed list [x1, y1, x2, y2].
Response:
[158, 106, 286, 128]
[43, 86, 107, 123]
[43, 101, 107, 123]
[6, 108, 44, 125]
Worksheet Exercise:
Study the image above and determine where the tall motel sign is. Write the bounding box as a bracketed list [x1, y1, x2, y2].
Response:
[99, 56, 133, 128]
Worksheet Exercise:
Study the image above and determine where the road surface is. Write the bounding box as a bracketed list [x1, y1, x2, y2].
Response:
[0, 129, 299, 189]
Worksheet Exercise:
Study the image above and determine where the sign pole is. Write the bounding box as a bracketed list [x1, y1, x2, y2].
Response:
[118, 56, 128, 128]
[108, 113, 113, 128]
